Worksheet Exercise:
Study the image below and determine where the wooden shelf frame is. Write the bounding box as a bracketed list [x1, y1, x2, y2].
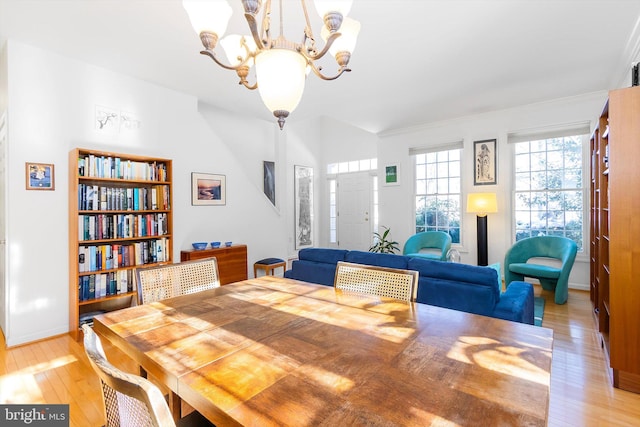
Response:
[68, 148, 173, 340]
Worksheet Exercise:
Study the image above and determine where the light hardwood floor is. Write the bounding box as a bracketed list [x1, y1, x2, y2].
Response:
[1, 286, 639, 426]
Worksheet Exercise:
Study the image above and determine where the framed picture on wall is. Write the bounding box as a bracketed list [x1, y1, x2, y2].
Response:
[473, 139, 497, 185]
[191, 172, 226, 205]
[384, 163, 400, 186]
[25, 162, 55, 190]
[263, 161, 276, 206]
[294, 165, 313, 249]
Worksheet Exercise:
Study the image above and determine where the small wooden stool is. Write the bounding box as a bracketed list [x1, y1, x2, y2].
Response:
[254, 258, 287, 277]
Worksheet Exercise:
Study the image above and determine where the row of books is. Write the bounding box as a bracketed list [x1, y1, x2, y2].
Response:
[78, 184, 170, 211]
[78, 238, 169, 272]
[79, 213, 169, 241]
[78, 270, 135, 301]
[77, 154, 169, 181]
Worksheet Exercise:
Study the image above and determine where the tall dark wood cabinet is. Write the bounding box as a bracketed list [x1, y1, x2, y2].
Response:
[590, 86, 640, 393]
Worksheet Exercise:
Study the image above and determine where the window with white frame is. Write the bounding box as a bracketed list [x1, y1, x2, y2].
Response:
[329, 178, 337, 243]
[512, 132, 587, 252]
[413, 146, 462, 243]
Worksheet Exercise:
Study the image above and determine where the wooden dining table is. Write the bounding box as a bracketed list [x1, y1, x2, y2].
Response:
[92, 276, 553, 426]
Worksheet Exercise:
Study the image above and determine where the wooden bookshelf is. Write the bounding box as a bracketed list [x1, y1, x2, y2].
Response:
[590, 87, 640, 393]
[68, 148, 173, 340]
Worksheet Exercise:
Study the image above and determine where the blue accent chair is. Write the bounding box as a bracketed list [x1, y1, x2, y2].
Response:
[504, 236, 578, 305]
[402, 231, 452, 261]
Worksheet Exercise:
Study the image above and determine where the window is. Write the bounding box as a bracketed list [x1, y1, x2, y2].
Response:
[414, 149, 461, 243]
[513, 135, 585, 251]
[329, 178, 337, 243]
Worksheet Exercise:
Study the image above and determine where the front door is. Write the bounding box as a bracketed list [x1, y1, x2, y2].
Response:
[337, 172, 373, 251]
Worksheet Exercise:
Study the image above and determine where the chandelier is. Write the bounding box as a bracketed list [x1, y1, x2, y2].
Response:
[182, 0, 360, 129]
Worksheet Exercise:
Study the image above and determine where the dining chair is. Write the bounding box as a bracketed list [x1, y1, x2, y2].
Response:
[333, 261, 419, 301]
[81, 324, 213, 427]
[136, 257, 220, 305]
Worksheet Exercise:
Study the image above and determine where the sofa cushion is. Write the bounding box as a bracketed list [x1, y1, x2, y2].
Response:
[408, 258, 500, 300]
[284, 260, 337, 286]
[344, 250, 409, 270]
[416, 277, 498, 317]
[298, 248, 348, 264]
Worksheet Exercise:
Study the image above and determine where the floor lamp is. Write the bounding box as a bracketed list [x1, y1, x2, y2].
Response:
[466, 193, 498, 266]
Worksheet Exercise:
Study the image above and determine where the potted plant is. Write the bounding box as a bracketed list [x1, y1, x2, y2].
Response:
[369, 226, 400, 254]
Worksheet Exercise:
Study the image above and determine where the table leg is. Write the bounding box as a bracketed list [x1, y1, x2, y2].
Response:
[169, 391, 182, 422]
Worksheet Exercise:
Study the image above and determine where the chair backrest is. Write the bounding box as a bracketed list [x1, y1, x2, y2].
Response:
[334, 261, 419, 301]
[136, 257, 220, 305]
[82, 324, 176, 427]
[505, 236, 577, 264]
[402, 231, 452, 260]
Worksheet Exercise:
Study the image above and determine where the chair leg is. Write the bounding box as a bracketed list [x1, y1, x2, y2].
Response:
[538, 278, 556, 292]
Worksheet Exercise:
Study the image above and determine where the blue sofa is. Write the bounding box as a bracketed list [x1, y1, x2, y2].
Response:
[284, 248, 534, 324]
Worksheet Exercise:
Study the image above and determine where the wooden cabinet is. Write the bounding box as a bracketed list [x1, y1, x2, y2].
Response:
[590, 86, 640, 393]
[68, 148, 173, 340]
[181, 245, 248, 285]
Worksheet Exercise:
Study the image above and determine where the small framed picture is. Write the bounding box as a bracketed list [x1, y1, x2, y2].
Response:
[192, 172, 226, 206]
[384, 164, 400, 186]
[26, 162, 55, 190]
[263, 161, 276, 206]
[474, 139, 497, 185]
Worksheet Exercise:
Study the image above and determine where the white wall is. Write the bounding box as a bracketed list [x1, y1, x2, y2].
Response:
[1, 40, 318, 346]
[376, 92, 609, 289]
[0, 42, 7, 337]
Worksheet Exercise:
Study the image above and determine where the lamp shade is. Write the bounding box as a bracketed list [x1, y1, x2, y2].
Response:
[467, 193, 498, 216]
[255, 49, 307, 114]
[321, 17, 360, 56]
[182, 0, 232, 37]
[314, 0, 353, 19]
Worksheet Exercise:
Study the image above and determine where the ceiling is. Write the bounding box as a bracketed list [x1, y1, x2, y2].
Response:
[1, 0, 640, 134]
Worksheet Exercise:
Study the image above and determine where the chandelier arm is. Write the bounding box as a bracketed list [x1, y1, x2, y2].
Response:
[301, 32, 341, 61]
[260, 0, 272, 46]
[308, 64, 351, 81]
[240, 80, 258, 90]
[300, 0, 316, 52]
[244, 13, 267, 50]
[200, 50, 252, 71]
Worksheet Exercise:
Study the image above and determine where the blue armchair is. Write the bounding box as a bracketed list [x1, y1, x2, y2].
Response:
[504, 236, 577, 304]
[402, 231, 452, 261]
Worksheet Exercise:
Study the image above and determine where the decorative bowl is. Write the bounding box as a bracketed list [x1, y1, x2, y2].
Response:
[192, 242, 207, 250]
[211, 241, 221, 248]
[225, 241, 233, 247]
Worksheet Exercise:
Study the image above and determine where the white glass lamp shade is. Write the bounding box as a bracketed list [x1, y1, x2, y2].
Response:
[182, 0, 232, 36]
[255, 49, 307, 114]
[314, 0, 353, 19]
[321, 17, 360, 55]
[466, 193, 498, 216]
[220, 34, 257, 67]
